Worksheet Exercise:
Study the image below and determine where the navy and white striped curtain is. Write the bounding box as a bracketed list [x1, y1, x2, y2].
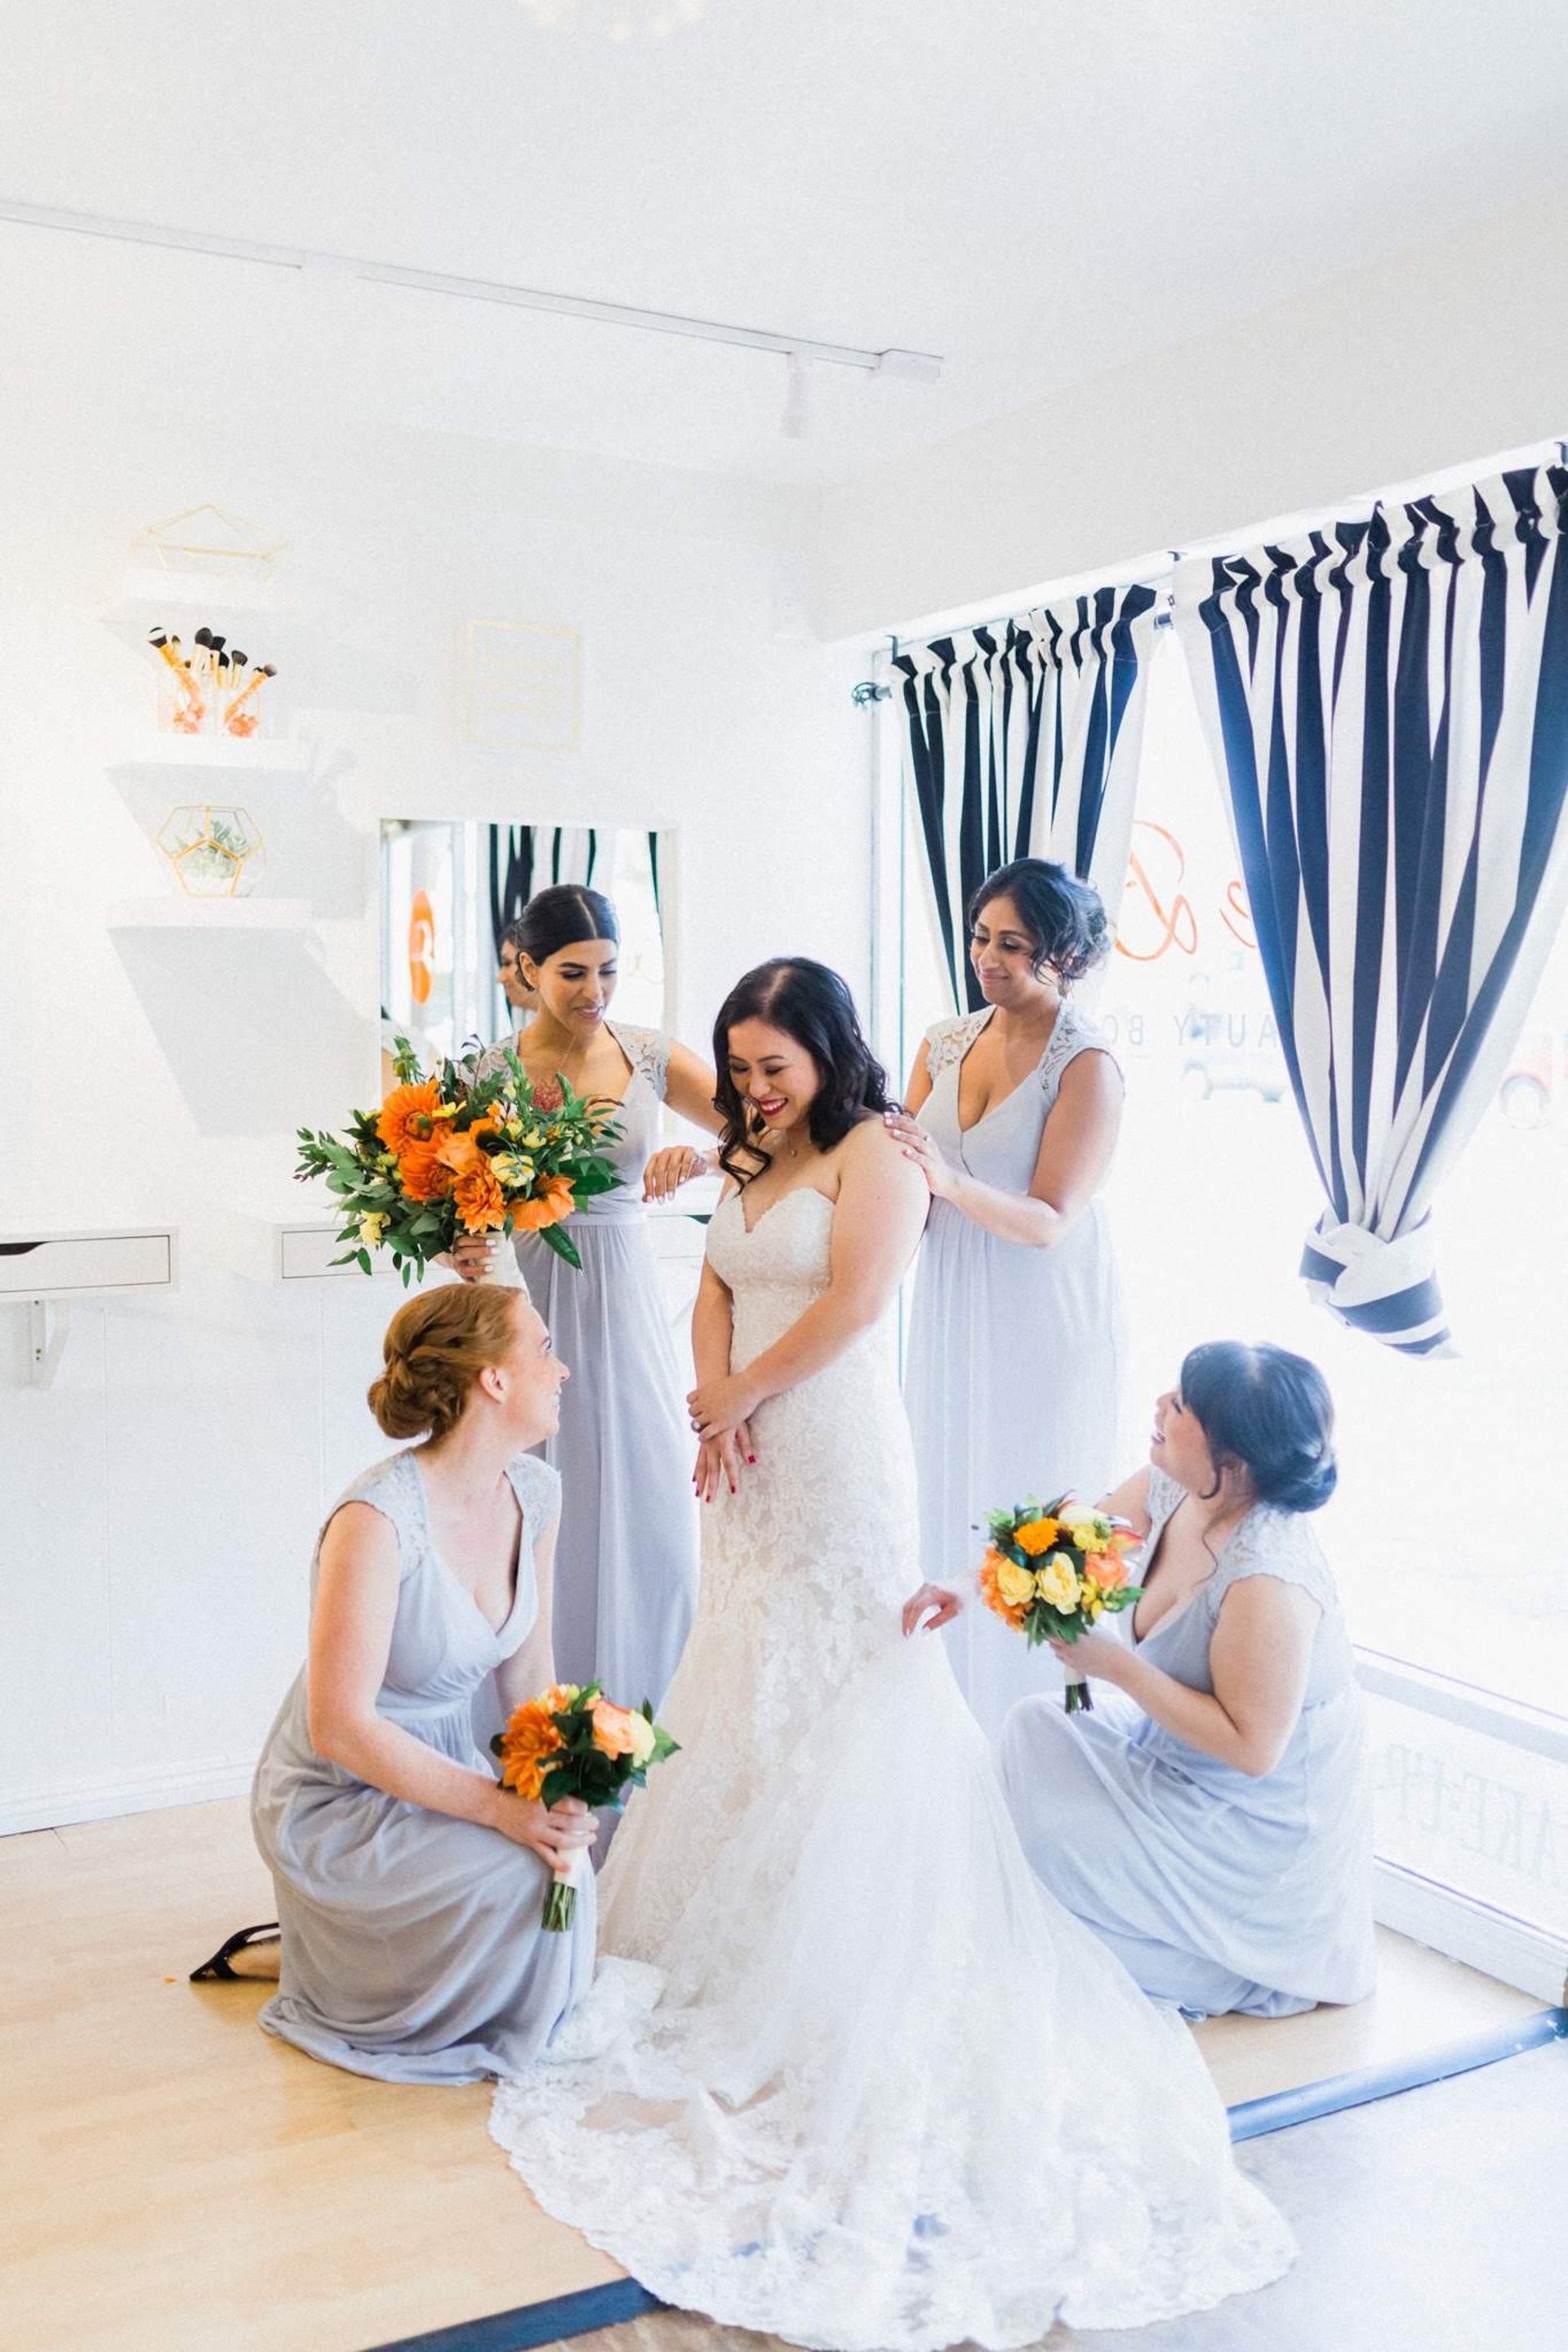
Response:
[488, 824, 601, 960]
[1176, 462, 1568, 1354]
[894, 585, 1160, 1010]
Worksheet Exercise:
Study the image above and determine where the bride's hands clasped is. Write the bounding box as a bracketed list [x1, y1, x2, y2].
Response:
[883, 1108, 962, 1200]
[693, 1430, 755, 1504]
[687, 1370, 759, 1444]
[688, 1371, 758, 1503]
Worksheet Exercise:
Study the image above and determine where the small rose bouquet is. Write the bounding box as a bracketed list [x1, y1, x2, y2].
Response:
[978, 1496, 1144, 1716]
[492, 1682, 679, 1930]
[295, 1036, 621, 1281]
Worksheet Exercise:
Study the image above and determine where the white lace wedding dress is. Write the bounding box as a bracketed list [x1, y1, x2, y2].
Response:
[491, 1187, 1294, 2349]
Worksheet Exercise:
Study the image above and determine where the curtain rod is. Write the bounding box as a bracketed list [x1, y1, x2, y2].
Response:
[0, 196, 944, 380]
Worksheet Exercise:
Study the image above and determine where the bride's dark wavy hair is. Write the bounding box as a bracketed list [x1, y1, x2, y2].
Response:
[712, 959, 892, 1186]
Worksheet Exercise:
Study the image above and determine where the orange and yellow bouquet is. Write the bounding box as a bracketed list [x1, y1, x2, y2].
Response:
[493, 1682, 679, 1929]
[978, 1496, 1144, 1716]
[295, 1036, 621, 1281]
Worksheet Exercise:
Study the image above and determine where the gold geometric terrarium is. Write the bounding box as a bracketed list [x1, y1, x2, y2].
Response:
[156, 804, 266, 898]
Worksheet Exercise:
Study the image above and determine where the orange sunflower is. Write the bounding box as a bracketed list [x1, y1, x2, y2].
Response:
[376, 1078, 443, 1159]
[497, 1699, 565, 1802]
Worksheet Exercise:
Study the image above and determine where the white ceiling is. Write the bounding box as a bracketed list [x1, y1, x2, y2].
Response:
[3, 0, 1567, 482]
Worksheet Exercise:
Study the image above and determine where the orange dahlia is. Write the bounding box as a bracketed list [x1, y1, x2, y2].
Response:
[452, 1156, 507, 1234]
[395, 1141, 454, 1202]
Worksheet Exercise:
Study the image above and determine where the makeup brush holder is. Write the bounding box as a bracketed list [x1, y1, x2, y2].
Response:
[149, 626, 278, 739]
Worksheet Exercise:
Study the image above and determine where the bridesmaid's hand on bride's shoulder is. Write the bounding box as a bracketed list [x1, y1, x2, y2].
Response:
[884, 1109, 961, 1201]
[902, 1582, 966, 1636]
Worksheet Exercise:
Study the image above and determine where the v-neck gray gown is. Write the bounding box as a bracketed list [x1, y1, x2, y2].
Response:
[904, 1000, 1129, 1735]
[481, 1020, 698, 1717]
[251, 1447, 595, 2082]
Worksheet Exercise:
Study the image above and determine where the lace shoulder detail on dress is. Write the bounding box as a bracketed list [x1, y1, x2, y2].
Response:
[325, 1450, 423, 1579]
[508, 1451, 562, 1537]
[1143, 1463, 1185, 1536]
[1214, 1507, 1336, 1613]
[473, 1031, 523, 1083]
[923, 1009, 989, 1080]
[1039, 1000, 1123, 1101]
[609, 1023, 670, 1100]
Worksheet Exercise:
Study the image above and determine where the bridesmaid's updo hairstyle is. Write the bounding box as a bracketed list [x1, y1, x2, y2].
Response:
[515, 884, 619, 964]
[969, 858, 1110, 988]
[713, 958, 892, 1186]
[368, 1285, 521, 1442]
[1179, 1341, 1338, 1515]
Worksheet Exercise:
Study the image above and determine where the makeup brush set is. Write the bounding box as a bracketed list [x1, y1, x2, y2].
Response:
[147, 624, 278, 737]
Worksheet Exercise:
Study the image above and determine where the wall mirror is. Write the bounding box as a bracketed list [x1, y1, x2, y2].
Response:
[379, 818, 670, 1084]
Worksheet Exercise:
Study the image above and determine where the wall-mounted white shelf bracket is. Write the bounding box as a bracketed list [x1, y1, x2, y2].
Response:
[27, 1298, 68, 1388]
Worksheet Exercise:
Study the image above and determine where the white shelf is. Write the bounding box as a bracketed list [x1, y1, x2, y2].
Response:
[0, 1227, 176, 1300]
[106, 895, 312, 932]
[116, 733, 313, 775]
[105, 565, 282, 627]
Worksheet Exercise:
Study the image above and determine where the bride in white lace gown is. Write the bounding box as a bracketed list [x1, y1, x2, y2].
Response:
[491, 960, 1294, 2350]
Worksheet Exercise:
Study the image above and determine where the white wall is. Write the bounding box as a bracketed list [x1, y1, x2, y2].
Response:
[0, 229, 865, 1833]
[812, 179, 1568, 639]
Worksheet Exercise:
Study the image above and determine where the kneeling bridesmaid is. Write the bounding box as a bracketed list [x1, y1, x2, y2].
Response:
[252, 1283, 597, 2081]
[1005, 1342, 1374, 2016]
[908, 1341, 1375, 2019]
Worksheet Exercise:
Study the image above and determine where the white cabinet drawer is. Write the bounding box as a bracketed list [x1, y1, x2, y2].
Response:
[276, 1223, 388, 1280]
[0, 1229, 175, 1298]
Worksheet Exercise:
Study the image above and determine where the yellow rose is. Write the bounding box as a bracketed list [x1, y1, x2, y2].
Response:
[1036, 1553, 1081, 1613]
[624, 1710, 657, 1767]
[995, 1556, 1037, 1609]
[1014, 1516, 1059, 1557]
[1059, 1512, 1111, 1551]
[357, 1211, 389, 1248]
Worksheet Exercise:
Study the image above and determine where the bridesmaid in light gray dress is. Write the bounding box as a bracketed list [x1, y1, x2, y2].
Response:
[252, 1283, 597, 2082]
[889, 859, 1128, 1737]
[996, 1343, 1375, 2017]
[463, 885, 720, 1717]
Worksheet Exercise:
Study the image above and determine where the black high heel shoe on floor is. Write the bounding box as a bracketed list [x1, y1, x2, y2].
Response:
[189, 1922, 281, 1982]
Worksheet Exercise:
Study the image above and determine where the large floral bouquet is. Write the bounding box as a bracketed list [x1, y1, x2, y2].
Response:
[295, 1037, 621, 1281]
[493, 1682, 679, 1929]
[978, 1495, 1143, 1715]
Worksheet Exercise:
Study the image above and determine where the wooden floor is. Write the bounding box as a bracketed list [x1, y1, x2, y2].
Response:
[0, 1798, 1544, 2352]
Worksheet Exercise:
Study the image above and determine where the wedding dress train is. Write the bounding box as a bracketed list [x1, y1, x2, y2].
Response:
[491, 1186, 1294, 2349]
